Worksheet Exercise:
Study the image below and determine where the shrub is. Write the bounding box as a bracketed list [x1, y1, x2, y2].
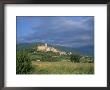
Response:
[70, 54, 81, 63]
[42, 54, 53, 62]
[16, 50, 33, 74]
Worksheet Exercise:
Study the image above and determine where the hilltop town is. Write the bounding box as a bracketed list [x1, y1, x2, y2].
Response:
[37, 43, 72, 55]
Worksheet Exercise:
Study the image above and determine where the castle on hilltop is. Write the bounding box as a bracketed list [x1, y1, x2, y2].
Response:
[37, 43, 68, 55]
[37, 43, 59, 52]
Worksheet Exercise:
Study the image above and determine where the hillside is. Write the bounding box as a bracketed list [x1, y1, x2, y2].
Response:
[16, 42, 94, 74]
[17, 42, 94, 57]
[50, 44, 94, 57]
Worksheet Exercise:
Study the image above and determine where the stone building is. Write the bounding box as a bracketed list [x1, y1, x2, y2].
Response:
[37, 43, 67, 55]
[37, 43, 59, 53]
[37, 43, 47, 52]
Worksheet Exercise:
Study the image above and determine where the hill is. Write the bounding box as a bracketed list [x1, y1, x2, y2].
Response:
[16, 42, 94, 57]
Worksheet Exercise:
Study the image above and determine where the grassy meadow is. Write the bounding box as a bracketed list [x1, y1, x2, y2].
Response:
[32, 61, 94, 74]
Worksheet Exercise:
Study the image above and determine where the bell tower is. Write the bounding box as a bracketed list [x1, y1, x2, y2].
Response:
[45, 43, 47, 47]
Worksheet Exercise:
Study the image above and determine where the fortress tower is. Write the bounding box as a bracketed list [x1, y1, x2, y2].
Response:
[45, 43, 47, 47]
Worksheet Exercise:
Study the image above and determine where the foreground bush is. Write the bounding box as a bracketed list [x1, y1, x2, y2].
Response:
[16, 50, 33, 74]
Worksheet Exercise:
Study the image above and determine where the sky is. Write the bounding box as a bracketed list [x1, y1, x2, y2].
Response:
[16, 16, 94, 48]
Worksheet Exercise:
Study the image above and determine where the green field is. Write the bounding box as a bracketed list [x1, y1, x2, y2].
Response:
[32, 61, 94, 74]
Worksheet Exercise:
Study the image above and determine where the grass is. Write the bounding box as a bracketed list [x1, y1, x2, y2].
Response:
[31, 61, 94, 74]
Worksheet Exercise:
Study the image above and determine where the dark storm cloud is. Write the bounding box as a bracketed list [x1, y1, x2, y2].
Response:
[17, 16, 94, 48]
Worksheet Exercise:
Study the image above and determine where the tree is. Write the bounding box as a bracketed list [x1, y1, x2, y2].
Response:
[42, 53, 52, 62]
[70, 54, 81, 63]
[16, 50, 33, 74]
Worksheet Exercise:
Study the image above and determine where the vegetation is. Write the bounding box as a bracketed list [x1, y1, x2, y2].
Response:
[16, 43, 94, 74]
[32, 61, 94, 74]
[70, 54, 81, 63]
[16, 50, 34, 74]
